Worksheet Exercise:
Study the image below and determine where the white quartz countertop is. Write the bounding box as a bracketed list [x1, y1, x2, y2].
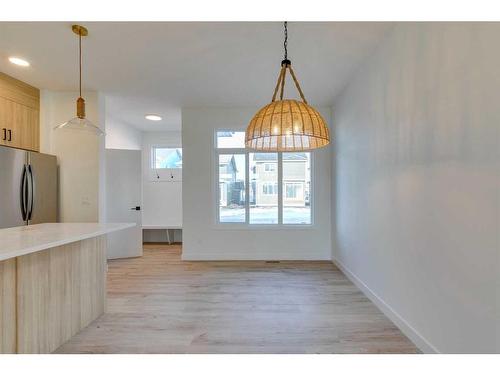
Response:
[0, 222, 135, 262]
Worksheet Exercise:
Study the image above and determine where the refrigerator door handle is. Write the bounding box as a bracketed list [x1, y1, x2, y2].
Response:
[20, 165, 28, 222]
[27, 164, 35, 221]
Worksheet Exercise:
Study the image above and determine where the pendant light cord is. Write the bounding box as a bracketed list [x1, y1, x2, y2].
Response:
[271, 21, 308, 104]
[79, 32, 82, 98]
[283, 21, 288, 61]
[279, 21, 288, 100]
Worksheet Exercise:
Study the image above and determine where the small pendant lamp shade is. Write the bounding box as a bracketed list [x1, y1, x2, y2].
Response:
[54, 97, 104, 135]
[246, 22, 330, 151]
[54, 116, 103, 134]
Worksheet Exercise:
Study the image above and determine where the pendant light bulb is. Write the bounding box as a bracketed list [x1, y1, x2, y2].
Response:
[54, 25, 104, 136]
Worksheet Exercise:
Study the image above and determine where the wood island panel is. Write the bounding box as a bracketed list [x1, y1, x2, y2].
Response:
[16, 236, 106, 354]
[0, 258, 16, 353]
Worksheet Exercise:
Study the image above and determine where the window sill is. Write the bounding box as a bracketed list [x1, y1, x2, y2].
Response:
[212, 224, 314, 231]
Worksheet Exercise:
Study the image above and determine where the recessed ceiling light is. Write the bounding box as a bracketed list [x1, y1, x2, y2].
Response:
[145, 114, 162, 121]
[8, 57, 30, 67]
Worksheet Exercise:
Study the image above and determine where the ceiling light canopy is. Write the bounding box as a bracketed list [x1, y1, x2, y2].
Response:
[245, 22, 330, 151]
[145, 114, 162, 121]
[8, 57, 30, 67]
[54, 25, 104, 136]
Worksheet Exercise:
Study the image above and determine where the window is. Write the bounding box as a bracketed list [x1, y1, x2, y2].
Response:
[283, 153, 311, 224]
[216, 131, 246, 148]
[264, 163, 276, 172]
[216, 131, 312, 225]
[218, 154, 246, 223]
[250, 153, 278, 224]
[262, 183, 278, 195]
[285, 183, 301, 198]
[152, 147, 182, 169]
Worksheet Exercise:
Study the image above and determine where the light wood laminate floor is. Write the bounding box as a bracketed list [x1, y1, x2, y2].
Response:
[55, 244, 418, 353]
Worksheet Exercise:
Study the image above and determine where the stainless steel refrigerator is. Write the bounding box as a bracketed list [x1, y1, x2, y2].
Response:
[0, 145, 57, 229]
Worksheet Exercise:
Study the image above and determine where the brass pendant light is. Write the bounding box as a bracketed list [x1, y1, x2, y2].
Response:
[54, 25, 104, 135]
[246, 22, 329, 151]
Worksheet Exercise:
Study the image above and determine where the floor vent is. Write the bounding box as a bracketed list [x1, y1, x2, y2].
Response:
[265, 261, 280, 263]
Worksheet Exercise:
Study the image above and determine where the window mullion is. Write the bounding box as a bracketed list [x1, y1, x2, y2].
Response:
[245, 151, 250, 224]
[278, 152, 283, 225]
[215, 150, 220, 224]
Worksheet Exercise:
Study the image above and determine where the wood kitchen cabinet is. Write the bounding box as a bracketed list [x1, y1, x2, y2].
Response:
[0, 72, 40, 152]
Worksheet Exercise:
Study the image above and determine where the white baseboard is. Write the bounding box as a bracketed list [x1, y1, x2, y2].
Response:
[181, 245, 331, 261]
[332, 256, 439, 354]
[182, 252, 331, 261]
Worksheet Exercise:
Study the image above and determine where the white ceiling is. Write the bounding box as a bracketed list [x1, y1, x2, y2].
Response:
[0, 22, 393, 131]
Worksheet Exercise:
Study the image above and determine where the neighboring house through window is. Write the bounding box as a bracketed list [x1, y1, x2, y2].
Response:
[215, 131, 312, 225]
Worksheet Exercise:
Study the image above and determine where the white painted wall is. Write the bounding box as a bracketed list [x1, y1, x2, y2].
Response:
[105, 116, 142, 150]
[332, 23, 500, 353]
[39, 90, 106, 223]
[182, 107, 332, 260]
[142, 131, 183, 239]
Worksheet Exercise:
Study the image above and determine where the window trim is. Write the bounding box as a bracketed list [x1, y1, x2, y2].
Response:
[214, 130, 314, 228]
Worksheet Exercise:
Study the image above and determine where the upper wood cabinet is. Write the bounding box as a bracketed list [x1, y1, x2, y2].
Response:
[0, 72, 40, 152]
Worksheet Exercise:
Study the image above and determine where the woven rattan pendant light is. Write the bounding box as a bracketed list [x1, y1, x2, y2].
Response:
[245, 22, 330, 151]
[246, 22, 330, 151]
[54, 25, 104, 135]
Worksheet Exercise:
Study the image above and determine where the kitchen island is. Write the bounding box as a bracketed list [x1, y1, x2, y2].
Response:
[0, 222, 134, 354]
